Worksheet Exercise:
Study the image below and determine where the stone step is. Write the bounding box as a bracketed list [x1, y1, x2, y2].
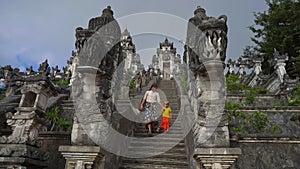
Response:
[159, 80, 176, 85]
[124, 151, 186, 159]
[135, 123, 182, 129]
[130, 138, 185, 143]
[6, 103, 19, 107]
[159, 88, 177, 93]
[126, 147, 186, 156]
[122, 158, 188, 167]
[128, 141, 185, 148]
[134, 125, 183, 132]
[60, 100, 74, 108]
[165, 97, 178, 101]
[123, 153, 187, 161]
[134, 133, 184, 138]
[120, 163, 187, 169]
[61, 106, 74, 110]
[134, 129, 184, 134]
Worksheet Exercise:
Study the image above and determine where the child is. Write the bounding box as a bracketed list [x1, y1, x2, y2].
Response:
[157, 101, 172, 132]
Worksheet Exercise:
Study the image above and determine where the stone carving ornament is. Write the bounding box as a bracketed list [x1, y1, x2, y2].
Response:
[184, 6, 228, 147]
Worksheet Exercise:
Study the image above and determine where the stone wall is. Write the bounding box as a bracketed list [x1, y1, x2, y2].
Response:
[231, 141, 300, 169]
[229, 107, 300, 169]
[38, 132, 71, 169]
[227, 94, 286, 107]
[229, 107, 300, 136]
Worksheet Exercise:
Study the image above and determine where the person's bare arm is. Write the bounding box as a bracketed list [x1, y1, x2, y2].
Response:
[140, 99, 146, 110]
[140, 91, 148, 110]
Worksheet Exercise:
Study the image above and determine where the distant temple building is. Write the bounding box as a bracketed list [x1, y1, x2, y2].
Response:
[121, 28, 144, 74]
[151, 38, 181, 79]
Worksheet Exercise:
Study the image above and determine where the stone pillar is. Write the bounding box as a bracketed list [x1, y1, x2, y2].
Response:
[196, 60, 229, 147]
[70, 66, 100, 146]
[59, 146, 104, 169]
[194, 148, 241, 169]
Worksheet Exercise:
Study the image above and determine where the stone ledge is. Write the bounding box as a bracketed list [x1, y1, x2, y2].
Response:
[59, 146, 104, 169]
[59, 145, 101, 153]
[194, 148, 241, 155]
[0, 144, 48, 168]
[193, 148, 241, 169]
[231, 136, 300, 143]
[0, 157, 47, 167]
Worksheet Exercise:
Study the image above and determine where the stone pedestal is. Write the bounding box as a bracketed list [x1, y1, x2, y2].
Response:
[0, 144, 48, 169]
[59, 146, 104, 169]
[193, 148, 241, 169]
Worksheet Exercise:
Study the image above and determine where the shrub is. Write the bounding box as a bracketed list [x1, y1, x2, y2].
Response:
[226, 74, 247, 94]
[269, 125, 283, 135]
[46, 106, 71, 131]
[288, 84, 300, 106]
[273, 102, 285, 107]
[57, 79, 70, 86]
[129, 80, 136, 89]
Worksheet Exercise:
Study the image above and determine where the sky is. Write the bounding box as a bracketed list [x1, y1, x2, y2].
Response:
[0, 0, 268, 71]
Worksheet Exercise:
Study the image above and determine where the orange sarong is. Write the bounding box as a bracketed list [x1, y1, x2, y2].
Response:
[160, 117, 170, 131]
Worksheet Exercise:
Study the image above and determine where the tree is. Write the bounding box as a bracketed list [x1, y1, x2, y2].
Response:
[244, 0, 300, 76]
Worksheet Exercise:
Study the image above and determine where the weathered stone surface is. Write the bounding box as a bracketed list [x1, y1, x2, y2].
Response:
[38, 132, 71, 169]
[0, 144, 48, 169]
[231, 142, 300, 169]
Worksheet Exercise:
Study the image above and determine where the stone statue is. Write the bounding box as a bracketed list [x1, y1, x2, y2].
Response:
[227, 59, 235, 74]
[69, 53, 79, 86]
[236, 57, 247, 77]
[184, 6, 229, 147]
[38, 59, 50, 75]
[71, 5, 122, 148]
[253, 57, 263, 75]
[51, 65, 60, 78]
[26, 66, 34, 75]
[274, 49, 288, 82]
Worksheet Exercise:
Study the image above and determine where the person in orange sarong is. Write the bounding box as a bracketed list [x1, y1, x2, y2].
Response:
[157, 101, 172, 132]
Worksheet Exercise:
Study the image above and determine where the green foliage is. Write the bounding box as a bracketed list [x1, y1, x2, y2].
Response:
[288, 84, 300, 106]
[273, 102, 285, 106]
[269, 125, 283, 134]
[46, 106, 71, 131]
[289, 55, 300, 77]
[233, 125, 249, 134]
[244, 88, 261, 105]
[245, 0, 300, 76]
[248, 111, 269, 132]
[244, 87, 269, 105]
[57, 119, 71, 128]
[129, 80, 136, 89]
[0, 95, 5, 101]
[226, 74, 247, 94]
[57, 79, 70, 86]
[226, 101, 242, 124]
[227, 101, 273, 134]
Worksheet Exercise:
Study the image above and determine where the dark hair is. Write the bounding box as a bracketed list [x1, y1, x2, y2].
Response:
[149, 83, 158, 90]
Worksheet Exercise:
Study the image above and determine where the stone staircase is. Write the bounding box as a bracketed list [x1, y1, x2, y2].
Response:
[120, 80, 188, 169]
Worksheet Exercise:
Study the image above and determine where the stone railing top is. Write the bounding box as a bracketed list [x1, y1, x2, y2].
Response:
[194, 148, 242, 155]
[234, 106, 300, 111]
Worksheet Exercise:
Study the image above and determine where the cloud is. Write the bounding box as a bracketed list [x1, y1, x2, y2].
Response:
[0, 0, 268, 72]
